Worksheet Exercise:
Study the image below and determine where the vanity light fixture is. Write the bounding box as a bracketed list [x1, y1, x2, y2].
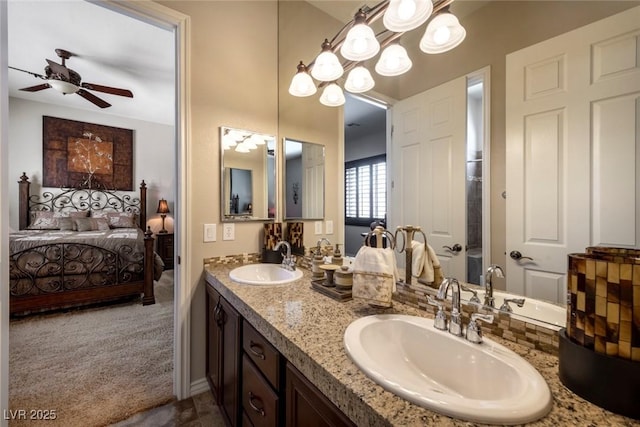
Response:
[345, 65, 376, 93]
[419, 6, 466, 53]
[289, 61, 317, 97]
[289, 0, 465, 107]
[375, 43, 412, 76]
[340, 9, 380, 61]
[311, 39, 344, 82]
[319, 82, 346, 107]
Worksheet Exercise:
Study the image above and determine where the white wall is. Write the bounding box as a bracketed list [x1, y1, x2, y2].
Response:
[8, 97, 175, 233]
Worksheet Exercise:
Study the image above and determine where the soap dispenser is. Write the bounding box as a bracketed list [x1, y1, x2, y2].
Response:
[311, 246, 325, 280]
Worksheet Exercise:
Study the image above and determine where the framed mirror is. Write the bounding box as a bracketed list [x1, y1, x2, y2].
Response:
[284, 138, 325, 220]
[220, 126, 276, 222]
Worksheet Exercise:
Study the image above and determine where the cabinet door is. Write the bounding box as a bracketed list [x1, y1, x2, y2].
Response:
[285, 362, 355, 427]
[221, 296, 242, 427]
[205, 287, 222, 401]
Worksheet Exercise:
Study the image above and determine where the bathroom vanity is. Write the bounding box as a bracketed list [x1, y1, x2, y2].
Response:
[204, 263, 637, 426]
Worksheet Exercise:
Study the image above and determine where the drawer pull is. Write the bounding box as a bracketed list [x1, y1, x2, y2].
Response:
[248, 392, 266, 417]
[248, 341, 266, 360]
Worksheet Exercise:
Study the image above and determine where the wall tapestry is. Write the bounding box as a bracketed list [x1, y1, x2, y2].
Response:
[42, 116, 133, 190]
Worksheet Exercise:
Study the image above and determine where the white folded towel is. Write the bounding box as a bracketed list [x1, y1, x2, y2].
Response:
[411, 240, 441, 284]
[352, 245, 398, 307]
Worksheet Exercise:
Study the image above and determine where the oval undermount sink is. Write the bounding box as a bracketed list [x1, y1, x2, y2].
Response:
[344, 314, 552, 425]
[229, 263, 303, 285]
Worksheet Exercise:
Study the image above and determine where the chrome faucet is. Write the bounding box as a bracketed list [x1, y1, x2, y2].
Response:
[484, 265, 504, 308]
[274, 240, 296, 271]
[436, 277, 463, 336]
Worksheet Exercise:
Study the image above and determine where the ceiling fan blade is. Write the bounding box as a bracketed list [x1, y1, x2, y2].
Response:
[81, 82, 133, 98]
[9, 66, 47, 80]
[19, 83, 52, 92]
[77, 88, 111, 108]
[46, 59, 70, 80]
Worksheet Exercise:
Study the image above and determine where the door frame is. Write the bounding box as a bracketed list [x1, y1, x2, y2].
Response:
[0, 0, 193, 414]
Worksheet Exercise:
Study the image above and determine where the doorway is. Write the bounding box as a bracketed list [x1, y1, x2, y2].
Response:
[0, 1, 191, 421]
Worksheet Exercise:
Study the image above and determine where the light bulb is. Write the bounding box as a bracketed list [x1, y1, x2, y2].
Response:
[433, 25, 451, 45]
[398, 0, 416, 20]
[351, 31, 368, 54]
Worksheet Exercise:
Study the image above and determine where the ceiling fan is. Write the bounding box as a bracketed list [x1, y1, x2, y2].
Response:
[9, 48, 133, 109]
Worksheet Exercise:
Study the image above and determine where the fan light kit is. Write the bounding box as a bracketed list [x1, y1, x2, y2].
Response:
[289, 0, 466, 106]
[9, 48, 134, 109]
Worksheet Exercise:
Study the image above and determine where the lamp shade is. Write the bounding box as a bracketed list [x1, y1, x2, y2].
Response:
[289, 61, 317, 97]
[383, 0, 433, 32]
[375, 44, 413, 76]
[340, 11, 380, 61]
[319, 83, 345, 107]
[311, 39, 344, 82]
[157, 199, 170, 214]
[345, 66, 375, 93]
[420, 12, 466, 54]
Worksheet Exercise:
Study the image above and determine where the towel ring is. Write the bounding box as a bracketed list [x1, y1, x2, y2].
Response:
[364, 225, 396, 249]
[394, 225, 428, 254]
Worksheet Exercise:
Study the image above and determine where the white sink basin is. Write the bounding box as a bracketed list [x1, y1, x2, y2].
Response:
[229, 263, 303, 285]
[344, 314, 552, 425]
[492, 290, 566, 330]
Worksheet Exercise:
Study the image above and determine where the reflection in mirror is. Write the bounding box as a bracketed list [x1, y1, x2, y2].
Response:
[220, 126, 276, 222]
[284, 138, 325, 219]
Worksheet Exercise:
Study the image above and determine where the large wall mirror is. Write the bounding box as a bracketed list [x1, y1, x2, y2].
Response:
[283, 138, 325, 220]
[220, 126, 276, 222]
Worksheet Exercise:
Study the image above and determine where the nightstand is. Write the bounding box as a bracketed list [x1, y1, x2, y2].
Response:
[156, 233, 174, 270]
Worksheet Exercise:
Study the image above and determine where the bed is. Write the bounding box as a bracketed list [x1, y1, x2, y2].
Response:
[9, 173, 162, 316]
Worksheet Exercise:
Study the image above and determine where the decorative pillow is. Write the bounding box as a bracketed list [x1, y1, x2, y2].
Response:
[27, 211, 89, 230]
[58, 217, 77, 231]
[92, 211, 137, 228]
[74, 217, 110, 232]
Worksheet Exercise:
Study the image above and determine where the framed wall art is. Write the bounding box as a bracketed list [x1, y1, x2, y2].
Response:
[42, 116, 133, 190]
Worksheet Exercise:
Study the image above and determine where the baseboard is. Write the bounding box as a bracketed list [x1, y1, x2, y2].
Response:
[190, 376, 210, 396]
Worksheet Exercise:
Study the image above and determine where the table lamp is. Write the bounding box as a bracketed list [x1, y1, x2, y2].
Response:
[157, 198, 170, 234]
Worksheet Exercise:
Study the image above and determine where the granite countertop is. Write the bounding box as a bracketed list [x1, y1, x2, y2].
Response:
[204, 263, 638, 427]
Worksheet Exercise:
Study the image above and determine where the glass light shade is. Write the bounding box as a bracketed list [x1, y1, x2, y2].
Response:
[288, 62, 317, 97]
[222, 132, 237, 149]
[383, 0, 433, 32]
[340, 24, 380, 61]
[48, 79, 79, 94]
[243, 138, 258, 150]
[311, 51, 344, 82]
[345, 66, 375, 93]
[319, 83, 345, 107]
[235, 143, 250, 153]
[375, 44, 413, 76]
[420, 12, 466, 54]
[249, 134, 266, 145]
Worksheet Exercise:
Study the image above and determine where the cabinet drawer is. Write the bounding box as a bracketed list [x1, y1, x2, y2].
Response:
[243, 355, 279, 427]
[243, 320, 281, 390]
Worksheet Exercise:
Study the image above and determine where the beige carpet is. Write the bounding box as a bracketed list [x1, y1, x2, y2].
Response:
[9, 271, 175, 427]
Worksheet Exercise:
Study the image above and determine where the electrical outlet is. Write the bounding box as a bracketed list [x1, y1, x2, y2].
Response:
[314, 221, 323, 235]
[325, 220, 334, 235]
[204, 224, 216, 242]
[223, 223, 235, 241]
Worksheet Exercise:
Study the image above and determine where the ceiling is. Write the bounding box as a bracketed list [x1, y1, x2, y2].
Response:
[7, 0, 175, 125]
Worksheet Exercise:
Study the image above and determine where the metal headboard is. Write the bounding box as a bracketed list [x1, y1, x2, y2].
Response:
[18, 173, 147, 231]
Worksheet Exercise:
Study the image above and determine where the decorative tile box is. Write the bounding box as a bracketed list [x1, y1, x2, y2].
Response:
[567, 247, 640, 361]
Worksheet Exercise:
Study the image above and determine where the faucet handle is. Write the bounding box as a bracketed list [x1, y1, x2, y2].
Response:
[460, 284, 481, 305]
[427, 296, 447, 331]
[470, 312, 494, 324]
[499, 298, 526, 312]
[466, 313, 494, 344]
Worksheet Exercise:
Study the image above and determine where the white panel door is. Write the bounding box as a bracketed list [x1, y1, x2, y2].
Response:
[391, 76, 467, 280]
[506, 6, 640, 303]
[302, 143, 324, 218]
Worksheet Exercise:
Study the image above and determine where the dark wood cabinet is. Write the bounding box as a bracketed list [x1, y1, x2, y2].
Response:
[206, 286, 242, 427]
[285, 362, 356, 427]
[206, 281, 355, 427]
[155, 232, 174, 270]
